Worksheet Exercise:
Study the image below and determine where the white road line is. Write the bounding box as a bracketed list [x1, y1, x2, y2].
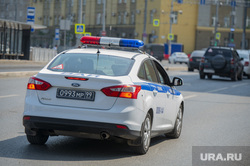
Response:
[0, 94, 19, 99]
[231, 83, 249, 88]
[184, 95, 197, 99]
[206, 87, 229, 93]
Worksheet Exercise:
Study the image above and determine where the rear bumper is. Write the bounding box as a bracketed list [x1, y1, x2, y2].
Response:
[23, 116, 141, 140]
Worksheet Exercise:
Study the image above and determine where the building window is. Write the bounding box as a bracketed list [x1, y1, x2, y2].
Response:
[131, 12, 135, 24]
[247, 16, 250, 28]
[212, 16, 216, 26]
[82, 13, 85, 23]
[97, 0, 101, 4]
[96, 13, 101, 24]
[118, 13, 122, 24]
[123, 12, 127, 24]
[131, 0, 136, 3]
[124, 0, 127, 3]
[150, 11, 154, 24]
[83, 0, 86, 5]
[118, 0, 122, 4]
[224, 17, 230, 27]
[171, 11, 178, 24]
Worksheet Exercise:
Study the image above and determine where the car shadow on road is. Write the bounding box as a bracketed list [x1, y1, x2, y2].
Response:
[0, 135, 169, 161]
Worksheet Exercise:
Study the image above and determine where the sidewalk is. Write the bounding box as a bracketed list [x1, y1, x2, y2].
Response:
[0, 59, 187, 78]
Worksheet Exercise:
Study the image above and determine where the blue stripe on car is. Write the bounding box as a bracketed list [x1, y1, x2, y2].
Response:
[135, 82, 181, 96]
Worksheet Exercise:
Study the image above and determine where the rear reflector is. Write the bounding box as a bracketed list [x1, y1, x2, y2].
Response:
[65, 77, 88, 81]
[101, 85, 141, 99]
[116, 125, 128, 129]
[27, 76, 52, 91]
[244, 62, 249, 66]
[23, 116, 30, 120]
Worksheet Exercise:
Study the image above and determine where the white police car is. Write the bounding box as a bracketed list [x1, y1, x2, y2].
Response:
[23, 36, 184, 154]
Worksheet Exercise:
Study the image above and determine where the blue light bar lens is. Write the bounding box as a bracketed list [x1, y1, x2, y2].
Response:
[119, 39, 144, 48]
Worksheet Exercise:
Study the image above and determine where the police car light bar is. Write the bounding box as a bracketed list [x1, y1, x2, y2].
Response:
[80, 36, 144, 48]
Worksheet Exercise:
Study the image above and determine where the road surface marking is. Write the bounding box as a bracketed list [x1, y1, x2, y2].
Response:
[231, 83, 248, 88]
[0, 94, 19, 99]
[184, 95, 197, 99]
[206, 87, 228, 93]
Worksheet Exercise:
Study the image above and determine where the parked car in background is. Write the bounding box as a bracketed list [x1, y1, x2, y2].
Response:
[237, 50, 250, 79]
[142, 44, 164, 61]
[199, 47, 244, 81]
[188, 50, 205, 71]
[169, 52, 189, 64]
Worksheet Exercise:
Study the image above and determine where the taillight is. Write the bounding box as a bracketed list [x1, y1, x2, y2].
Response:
[101, 85, 141, 99]
[244, 61, 249, 66]
[27, 76, 52, 91]
[231, 58, 234, 65]
[201, 57, 205, 63]
[189, 58, 193, 62]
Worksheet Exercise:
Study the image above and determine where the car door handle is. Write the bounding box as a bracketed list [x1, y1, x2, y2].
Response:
[153, 89, 158, 96]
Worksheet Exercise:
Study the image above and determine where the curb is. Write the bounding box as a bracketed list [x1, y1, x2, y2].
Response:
[0, 71, 39, 78]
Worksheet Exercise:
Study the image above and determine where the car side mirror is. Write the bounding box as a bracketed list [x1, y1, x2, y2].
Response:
[240, 57, 244, 61]
[170, 77, 183, 87]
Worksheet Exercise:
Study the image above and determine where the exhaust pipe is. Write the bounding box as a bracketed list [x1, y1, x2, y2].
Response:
[100, 131, 110, 140]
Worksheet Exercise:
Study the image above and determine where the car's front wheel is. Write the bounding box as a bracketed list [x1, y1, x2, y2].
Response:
[165, 105, 183, 139]
[134, 113, 152, 155]
[26, 133, 49, 145]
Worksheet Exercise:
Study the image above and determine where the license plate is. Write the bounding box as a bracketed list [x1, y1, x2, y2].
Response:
[56, 89, 95, 101]
[204, 69, 215, 73]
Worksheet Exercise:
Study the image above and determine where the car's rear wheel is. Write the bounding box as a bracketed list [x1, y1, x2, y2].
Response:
[188, 67, 194, 72]
[134, 113, 152, 155]
[26, 134, 49, 145]
[208, 74, 213, 79]
[165, 105, 183, 139]
[231, 70, 238, 81]
[238, 70, 243, 81]
[199, 71, 205, 79]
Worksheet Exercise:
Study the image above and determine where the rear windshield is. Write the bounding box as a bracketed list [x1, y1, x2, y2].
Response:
[48, 53, 134, 76]
[205, 48, 232, 58]
[191, 51, 205, 57]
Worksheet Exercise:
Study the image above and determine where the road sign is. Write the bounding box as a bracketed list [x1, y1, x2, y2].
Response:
[153, 19, 160, 27]
[84, 32, 91, 36]
[75, 24, 85, 34]
[101, 31, 106, 36]
[215, 32, 221, 40]
[27, 7, 35, 32]
[55, 28, 59, 40]
[168, 33, 174, 41]
[27, 7, 35, 20]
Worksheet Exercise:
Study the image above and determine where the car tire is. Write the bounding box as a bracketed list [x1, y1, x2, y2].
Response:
[248, 75, 250, 79]
[134, 113, 152, 155]
[208, 74, 213, 79]
[231, 70, 238, 81]
[26, 134, 49, 145]
[238, 70, 243, 81]
[188, 67, 194, 72]
[200, 72, 205, 79]
[165, 105, 183, 139]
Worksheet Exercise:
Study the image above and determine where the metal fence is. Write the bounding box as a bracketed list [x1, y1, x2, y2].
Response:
[30, 47, 57, 62]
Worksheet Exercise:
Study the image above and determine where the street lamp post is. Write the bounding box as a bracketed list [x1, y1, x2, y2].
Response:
[214, 0, 219, 46]
[168, 0, 174, 57]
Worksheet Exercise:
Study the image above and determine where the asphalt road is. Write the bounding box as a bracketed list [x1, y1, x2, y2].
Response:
[0, 70, 250, 166]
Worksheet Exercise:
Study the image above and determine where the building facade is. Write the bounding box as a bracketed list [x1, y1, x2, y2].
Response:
[196, 0, 250, 50]
[1, 0, 249, 55]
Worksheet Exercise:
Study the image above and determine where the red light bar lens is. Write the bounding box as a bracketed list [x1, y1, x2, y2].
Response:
[65, 77, 88, 81]
[80, 36, 101, 45]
